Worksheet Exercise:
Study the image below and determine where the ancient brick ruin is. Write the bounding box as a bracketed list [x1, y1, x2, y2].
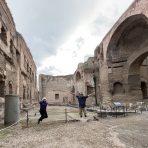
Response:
[39, 57, 96, 106]
[0, 0, 38, 118]
[39, 74, 74, 105]
[94, 0, 148, 105]
[39, 0, 148, 106]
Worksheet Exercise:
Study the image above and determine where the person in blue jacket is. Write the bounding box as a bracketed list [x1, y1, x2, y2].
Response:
[76, 92, 92, 118]
[38, 97, 48, 124]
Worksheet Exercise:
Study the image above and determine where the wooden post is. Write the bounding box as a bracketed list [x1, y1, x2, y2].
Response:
[26, 110, 29, 127]
[123, 106, 125, 117]
[126, 106, 128, 116]
[116, 107, 117, 118]
[100, 105, 102, 118]
[65, 108, 67, 123]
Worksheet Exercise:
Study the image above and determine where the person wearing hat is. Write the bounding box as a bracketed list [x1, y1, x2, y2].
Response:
[38, 97, 48, 124]
[76, 92, 92, 118]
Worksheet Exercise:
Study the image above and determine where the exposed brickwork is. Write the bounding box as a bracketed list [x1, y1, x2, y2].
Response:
[39, 74, 74, 105]
[73, 57, 95, 106]
[39, 58, 95, 106]
[94, 0, 148, 105]
[0, 0, 38, 119]
[40, 0, 148, 106]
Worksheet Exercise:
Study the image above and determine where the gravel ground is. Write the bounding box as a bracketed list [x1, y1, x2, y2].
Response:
[0, 106, 148, 148]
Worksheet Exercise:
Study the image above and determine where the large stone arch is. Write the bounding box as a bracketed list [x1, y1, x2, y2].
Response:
[107, 14, 148, 61]
[123, 46, 148, 82]
[106, 14, 148, 102]
[122, 47, 148, 100]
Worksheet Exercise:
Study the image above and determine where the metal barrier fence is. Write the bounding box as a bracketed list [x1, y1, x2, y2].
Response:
[0, 103, 148, 130]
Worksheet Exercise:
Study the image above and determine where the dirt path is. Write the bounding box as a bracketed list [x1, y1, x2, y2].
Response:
[0, 106, 148, 148]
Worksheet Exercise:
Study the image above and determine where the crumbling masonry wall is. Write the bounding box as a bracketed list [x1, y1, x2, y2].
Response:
[39, 74, 74, 105]
[94, 0, 148, 105]
[0, 0, 38, 119]
[39, 0, 148, 106]
[73, 57, 95, 106]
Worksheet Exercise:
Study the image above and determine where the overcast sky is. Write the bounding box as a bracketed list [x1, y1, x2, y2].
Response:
[6, 0, 134, 76]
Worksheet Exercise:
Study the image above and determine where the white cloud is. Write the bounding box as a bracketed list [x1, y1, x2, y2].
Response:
[6, 0, 134, 76]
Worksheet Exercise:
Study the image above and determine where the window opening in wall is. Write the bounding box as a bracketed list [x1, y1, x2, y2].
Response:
[141, 81, 147, 99]
[23, 86, 26, 100]
[9, 83, 12, 94]
[0, 26, 7, 45]
[55, 94, 59, 100]
[27, 63, 29, 72]
[0, 80, 5, 97]
[113, 82, 123, 95]
[87, 85, 94, 95]
[76, 72, 81, 81]
[32, 72, 34, 82]
[10, 40, 13, 55]
[24, 56, 27, 69]
[16, 50, 20, 63]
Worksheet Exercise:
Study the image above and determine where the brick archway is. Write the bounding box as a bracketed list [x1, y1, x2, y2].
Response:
[107, 14, 148, 62]
[106, 14, 148, 101]
[76, 71, 81, 82]
[123, 46, 148, 83]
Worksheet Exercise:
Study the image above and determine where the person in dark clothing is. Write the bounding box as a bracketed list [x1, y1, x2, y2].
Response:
[38, 97, 48, 124]
[76, 92, 92, 118]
